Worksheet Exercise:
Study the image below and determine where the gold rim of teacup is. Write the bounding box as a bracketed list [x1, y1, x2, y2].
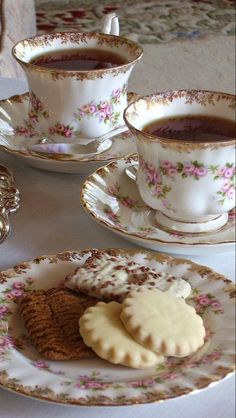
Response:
[124, 89, 236, 150]
[12, 32, 143, 79]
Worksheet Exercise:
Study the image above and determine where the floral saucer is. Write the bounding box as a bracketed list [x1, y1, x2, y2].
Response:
[81, 155, 235, 256]
[0, 93, 137, 174]
[0, 249, 235, 406]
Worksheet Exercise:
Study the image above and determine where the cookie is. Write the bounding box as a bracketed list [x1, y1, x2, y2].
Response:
[19, 287, 98, 360]
[79, 301, 164, 369]
[65, 250, 191, 302]
[120, 289, 205, 357]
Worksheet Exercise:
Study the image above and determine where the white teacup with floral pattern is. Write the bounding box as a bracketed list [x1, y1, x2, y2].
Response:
[124, 90, 236, 234]
[12, 14, 142, 141]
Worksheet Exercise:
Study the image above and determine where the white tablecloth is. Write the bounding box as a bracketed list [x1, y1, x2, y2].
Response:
[0, 77, 235, 418]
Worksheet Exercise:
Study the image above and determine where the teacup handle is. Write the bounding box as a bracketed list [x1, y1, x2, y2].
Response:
[101, 13, 119, 36]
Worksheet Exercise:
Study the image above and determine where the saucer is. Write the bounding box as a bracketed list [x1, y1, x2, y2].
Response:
[0, 93, 137, 174]
[0, 249, 235, 406]
[81, 155, 235, 255]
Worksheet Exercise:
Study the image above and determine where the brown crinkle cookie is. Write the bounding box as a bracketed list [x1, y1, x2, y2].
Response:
[19, 287, 98, 360]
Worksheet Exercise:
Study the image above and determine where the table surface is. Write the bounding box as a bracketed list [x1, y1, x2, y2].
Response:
[0, 75, 235, 418]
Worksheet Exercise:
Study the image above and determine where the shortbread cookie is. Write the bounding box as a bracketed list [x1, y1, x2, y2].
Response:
[79, 301, 164, 369]
[19, 287, 98, 360]
[65, 250, 191, 302]
[120, 289, 205, 357]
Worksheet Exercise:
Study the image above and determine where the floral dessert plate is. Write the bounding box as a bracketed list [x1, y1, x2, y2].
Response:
[0, 249, 235, 406]
[81, 155, 235, 256]
[0, 93, 137, 174]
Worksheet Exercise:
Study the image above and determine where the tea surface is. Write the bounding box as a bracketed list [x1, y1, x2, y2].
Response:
[31, 48, 127, 71]
[143, 115, 235, 141]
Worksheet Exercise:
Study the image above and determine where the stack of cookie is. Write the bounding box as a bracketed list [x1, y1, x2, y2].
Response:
[19, 251, 205, 368]
[79, 289, 206, 369]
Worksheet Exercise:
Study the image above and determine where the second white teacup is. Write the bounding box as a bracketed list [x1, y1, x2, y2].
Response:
[124, 90, 236, 234]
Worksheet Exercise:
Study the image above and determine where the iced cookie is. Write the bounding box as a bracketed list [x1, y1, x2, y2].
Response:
[79, 301, 164, 368]
[65, 250, 191, 302]
[120, 289, 205, 357]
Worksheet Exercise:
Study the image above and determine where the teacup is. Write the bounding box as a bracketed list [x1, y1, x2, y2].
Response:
[12, 14, 143, 141]
[124, 90, 236, 234]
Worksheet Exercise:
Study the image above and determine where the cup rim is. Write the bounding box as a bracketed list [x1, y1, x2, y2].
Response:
[12, 31, 143, 76]
[124, 89, 236, 145]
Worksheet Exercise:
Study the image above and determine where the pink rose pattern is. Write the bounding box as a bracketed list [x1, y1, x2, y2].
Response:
[106, 182, 140, 209]
[14, 85, 126, 138]
[29, 92, 49, 123]
[103, 183, 141, 228]
[15, 92, 75, 138]
[31, 360, 65, 375]
[0, 278, 34, 305]
[74, 371, 110, 390]
[104, 205, 122, 225]
[139, 157, 175, 212]
[214, 165, 236, 204]
[49, 122, 75, 137]
[154, 348, 222, 384]
[191, 292, 223, 315]
[74, 84, 127, 128]
[140, 156, 236, 208]
[0, 277, 34, 359]
[0, 335, 16, 360]
[14, 92, 49, 138]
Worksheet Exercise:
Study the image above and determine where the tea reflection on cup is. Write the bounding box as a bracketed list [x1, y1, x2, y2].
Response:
[124, 90, 236, 234]
[12, 14, 143, 141]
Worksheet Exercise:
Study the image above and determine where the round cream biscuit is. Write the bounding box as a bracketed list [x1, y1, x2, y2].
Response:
[79, 301, 164, 369]
[120, 289, 206, 357]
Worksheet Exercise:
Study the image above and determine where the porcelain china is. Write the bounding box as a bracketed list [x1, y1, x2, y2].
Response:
[12, 15, 142, 139]
[0, 249, 235, 406]
[81, 155, 235, 255]
[0, 93, 137, 174]
[124, 90, 235, 234]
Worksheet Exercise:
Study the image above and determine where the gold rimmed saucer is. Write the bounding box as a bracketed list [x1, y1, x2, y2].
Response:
[81, 155, 235, 255]
[0, 93, 137, 174]
[0, 249, 235, 406]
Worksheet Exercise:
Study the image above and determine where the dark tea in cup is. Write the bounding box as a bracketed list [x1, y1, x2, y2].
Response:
[143, 115, 235, 141]
[31, 48, 128, 71]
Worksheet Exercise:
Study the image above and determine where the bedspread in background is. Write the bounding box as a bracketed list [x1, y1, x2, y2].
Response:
[0, 0, 36, 79]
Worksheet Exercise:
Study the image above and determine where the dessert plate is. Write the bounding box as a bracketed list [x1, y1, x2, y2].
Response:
[81, 155, 235, 255]
[0, 93, 137, 174]
[0, 249, 235, 406]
